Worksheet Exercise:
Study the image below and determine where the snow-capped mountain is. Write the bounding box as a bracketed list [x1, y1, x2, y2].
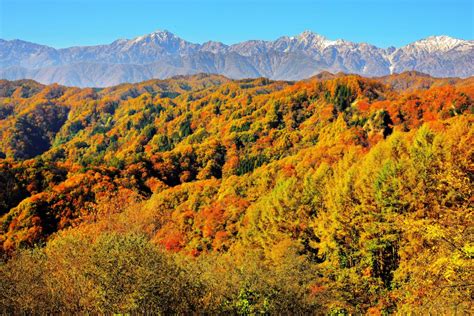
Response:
[389, 35, 474, 78]
[1, 30, 473, 87]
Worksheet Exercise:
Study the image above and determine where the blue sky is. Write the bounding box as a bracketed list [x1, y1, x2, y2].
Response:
[0, 0, 472, 48]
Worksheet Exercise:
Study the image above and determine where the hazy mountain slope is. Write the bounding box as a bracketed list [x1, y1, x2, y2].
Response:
[0, 39, 61, 68]
[1, 30, 473, 87]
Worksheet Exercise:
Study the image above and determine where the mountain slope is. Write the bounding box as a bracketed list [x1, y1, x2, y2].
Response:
[1, 31, 473, 87]
[0, 73, 472, 314]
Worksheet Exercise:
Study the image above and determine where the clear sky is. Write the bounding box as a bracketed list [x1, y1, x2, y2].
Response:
[0, 0, 472, 48]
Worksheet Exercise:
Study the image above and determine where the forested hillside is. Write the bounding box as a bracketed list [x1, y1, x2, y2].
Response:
[0, 72, 473, 314]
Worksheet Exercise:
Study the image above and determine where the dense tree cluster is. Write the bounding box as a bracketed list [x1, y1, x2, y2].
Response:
[0, 73, 473, 313]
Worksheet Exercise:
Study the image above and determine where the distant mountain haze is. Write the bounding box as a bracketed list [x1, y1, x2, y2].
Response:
[1, 30, 473, 87]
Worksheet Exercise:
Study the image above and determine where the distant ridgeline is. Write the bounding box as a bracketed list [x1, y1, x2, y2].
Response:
[0, 72, 473, 314]
[1, 30, 473, 87]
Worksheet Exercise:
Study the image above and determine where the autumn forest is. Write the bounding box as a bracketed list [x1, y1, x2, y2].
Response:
[0, 71, 472, 314]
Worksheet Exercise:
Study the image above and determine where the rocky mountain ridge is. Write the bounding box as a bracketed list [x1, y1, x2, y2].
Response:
[1, 30, 473, 87]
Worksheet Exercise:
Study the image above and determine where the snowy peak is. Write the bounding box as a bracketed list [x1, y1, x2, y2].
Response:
[118, 30, 199, 56]
[405, 35, 470, 53]
[297, 30, 328, 42]
[294, 30, 339, 50]
[133, 29, 178, 43]
[150, 29, 175, 37]
[129, 29, 185, 46]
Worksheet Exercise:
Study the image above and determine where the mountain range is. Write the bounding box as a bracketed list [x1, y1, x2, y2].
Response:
[1, 30, 473, 87]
